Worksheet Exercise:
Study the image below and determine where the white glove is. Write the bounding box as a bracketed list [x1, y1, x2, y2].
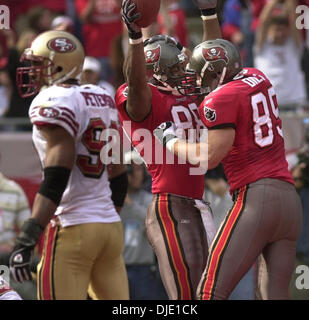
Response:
[153, 121, 178, 151]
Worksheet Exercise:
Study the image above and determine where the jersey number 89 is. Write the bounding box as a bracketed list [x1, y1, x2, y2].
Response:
[251, 86, 283, 148]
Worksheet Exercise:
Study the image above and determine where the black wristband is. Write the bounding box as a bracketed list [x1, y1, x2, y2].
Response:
[128, 31, 143, 40]
[16, 218, 44, 248]
[201, 8, 217, 16]
[110, 172, 128, 207]
[38, 166, 71, 206]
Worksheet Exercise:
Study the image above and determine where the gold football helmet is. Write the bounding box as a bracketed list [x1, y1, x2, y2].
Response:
[17, 30, 85, 98]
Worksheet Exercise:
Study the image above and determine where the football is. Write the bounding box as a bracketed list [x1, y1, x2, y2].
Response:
[133, 0, 161, 28]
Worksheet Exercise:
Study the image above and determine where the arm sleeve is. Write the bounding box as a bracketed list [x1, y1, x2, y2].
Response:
[29, 92, 80, 138]
[115, 84, 129, 110]
[199, 89, 240, 130]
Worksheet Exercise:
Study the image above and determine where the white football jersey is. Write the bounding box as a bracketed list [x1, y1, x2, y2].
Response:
[29, 84, 120, 227]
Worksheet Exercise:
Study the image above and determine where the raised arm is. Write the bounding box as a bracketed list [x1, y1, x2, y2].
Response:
[79, 0, 96, 23]
[255, 0, 280, 50]
[122, 0, 152, 121]
[284, 0, 303, 48]
[192, 0, 222, 41]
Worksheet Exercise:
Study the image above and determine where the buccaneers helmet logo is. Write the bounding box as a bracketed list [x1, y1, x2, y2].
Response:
[202, 47, 229, 65]
[48, 37, 76, 53]
[145, 46, 161, 64]
[203, 106, 216, 122]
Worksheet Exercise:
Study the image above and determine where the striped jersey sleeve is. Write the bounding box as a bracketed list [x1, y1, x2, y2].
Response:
[29, 88, 80, 137]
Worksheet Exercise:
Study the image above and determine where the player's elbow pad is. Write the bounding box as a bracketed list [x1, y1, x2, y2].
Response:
[38, 166, 71, 206]
[110, 172, 128, 208]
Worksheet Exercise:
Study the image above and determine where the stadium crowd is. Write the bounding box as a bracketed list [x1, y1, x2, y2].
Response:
[0, 0, 308, 300]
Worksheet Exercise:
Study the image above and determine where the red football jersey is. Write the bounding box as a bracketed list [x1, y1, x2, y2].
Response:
[75, 0, 122, 57]
[199, 68, 294, 192]
[157, 8, 189, 48]
[115, 83, 205, 199]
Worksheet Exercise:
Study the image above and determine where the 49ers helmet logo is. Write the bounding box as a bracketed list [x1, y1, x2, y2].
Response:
[48, 37, 76, 53]
[145, 46, 161, 64]
[202, 47, 229, 64]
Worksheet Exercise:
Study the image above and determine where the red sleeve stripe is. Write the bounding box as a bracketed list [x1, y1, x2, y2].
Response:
[0, 284, 12, 295]
[30, 109, 79, 129]
[30, 121, 55, 127]
[30, 107, 40, 117]
[31, 116, 78, 136]
[54, 116, 78, 135]
[61, 111, 79, 129]
[59, 107, 75, 119]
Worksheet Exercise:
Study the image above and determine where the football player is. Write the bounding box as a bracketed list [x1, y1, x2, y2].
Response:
[9, 30, 129, 300]
[154, 38, 303, 299]
[115, 0, 220, 299]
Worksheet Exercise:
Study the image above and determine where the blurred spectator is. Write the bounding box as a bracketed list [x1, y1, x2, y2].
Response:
[222, 0, 255, 67]
[293, 160, 309, 265]
[0, 169, 37, 300]
[122, 151, 167, 300]
[179, 0, 199, 17]
[157, 0, 189, 48]
[250, 0, 268, 31]
[51, 15, 74, 33]
[203, 166, 232, 230]
[0, 171, 31, 266]
[1, 1, 64, 34]
[110, 33, 126, 90]
[0, 55, 11, 117]
[23, 6, 54, 34]
[289, 156, 309, 300]
[75, 0, 123, 83]
[302, 16, 309, 100]
[4, 29, 37, 119]
[81, 56, 116, 97]
[254, 0, 307, 112]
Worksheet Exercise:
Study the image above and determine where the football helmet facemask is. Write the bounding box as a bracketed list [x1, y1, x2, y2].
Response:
[17, 30, 85, 98]
[187, 39, 243, 95]
[143, 35, 198, 96]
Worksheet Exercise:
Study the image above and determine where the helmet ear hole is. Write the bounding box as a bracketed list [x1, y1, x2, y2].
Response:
[57, 66, 63, 73]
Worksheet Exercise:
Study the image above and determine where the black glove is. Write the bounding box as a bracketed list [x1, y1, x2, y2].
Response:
[122, 0, 142, 40]
[9, 218, 44, 283]
[192, 0, 217, 16]
[153, 121, 178, 149]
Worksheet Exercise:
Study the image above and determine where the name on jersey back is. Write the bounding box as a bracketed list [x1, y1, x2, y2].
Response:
[81, 91, 114, 108]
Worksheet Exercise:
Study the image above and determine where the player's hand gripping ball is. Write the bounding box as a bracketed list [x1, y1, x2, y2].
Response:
[132, 0, 161, 27]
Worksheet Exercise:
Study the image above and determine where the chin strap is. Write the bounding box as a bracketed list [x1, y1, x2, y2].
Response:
[153, 74, 182, 96]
